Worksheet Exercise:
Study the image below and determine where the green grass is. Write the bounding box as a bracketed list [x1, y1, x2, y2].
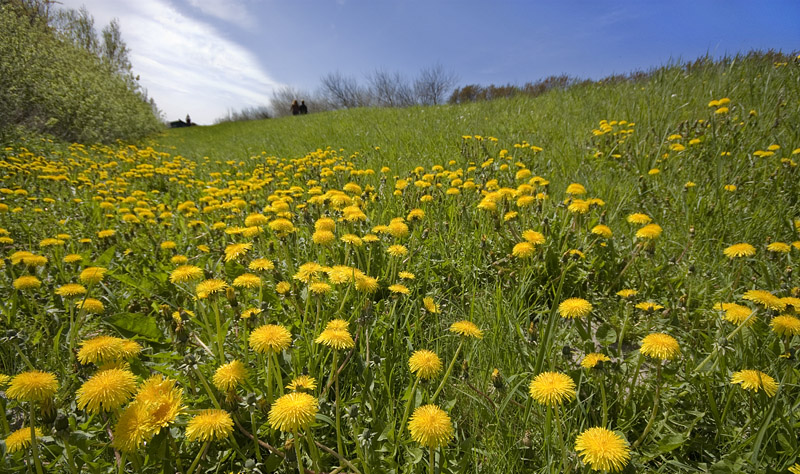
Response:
[1, 52, 799, 474]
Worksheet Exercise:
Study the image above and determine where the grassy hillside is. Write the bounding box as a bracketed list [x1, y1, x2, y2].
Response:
[1, 52, 799, 474]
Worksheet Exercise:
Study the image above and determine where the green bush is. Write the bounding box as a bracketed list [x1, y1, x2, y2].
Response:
[0, 4, 162, 144]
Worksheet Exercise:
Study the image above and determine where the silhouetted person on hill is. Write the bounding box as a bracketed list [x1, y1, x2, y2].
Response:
[299, 100, 308, 115]
[290, 100, 300, 116]
[185, 114, 191, 125]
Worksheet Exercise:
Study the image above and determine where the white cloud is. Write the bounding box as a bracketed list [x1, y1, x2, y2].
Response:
[186, 0, 255, 29]
[58, 0, 282, 124]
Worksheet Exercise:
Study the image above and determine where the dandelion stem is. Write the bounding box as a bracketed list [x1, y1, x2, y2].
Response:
[63, 433, 78, 474]
[212, 299, 225, 362]
[250, 409, 262, 461]
[432, 340, 463, 402]
[399, 377, 420, 439]
[429, 446, 435, 474]
[599, 372, 608, 428]
[29, 403, 44, 474]
[622, 353, 643, 414]
[553, 405, 570, 474]
[194, 367, 221, 409]
[294, 430, 305, 474]
[333, 351, 344, 457]
[186, 441, 209, 474]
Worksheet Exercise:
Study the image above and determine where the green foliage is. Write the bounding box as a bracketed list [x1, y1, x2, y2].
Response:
[0, 4, 161, 144]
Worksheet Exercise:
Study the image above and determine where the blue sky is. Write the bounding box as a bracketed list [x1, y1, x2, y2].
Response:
[61, 0, 800, 124]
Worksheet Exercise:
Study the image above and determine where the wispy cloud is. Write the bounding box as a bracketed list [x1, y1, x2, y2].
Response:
[58, 0, 281, 124]
[185, 0, 256, 29]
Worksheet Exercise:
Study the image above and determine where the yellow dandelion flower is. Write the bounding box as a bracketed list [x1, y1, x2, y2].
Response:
[731, 370, 778, 397]
[389, 283, 410, 295]
[423, 296, 440, 314]
[616, 289, 638, 299]
[640, 333, 680, 360]
[76, 369, 137, 413]
[522, 230, 546, 245]
[636, 223, 663, 240]
[249, 258, 274, 271]
[714, 303, 756, 326]
[626, 213, 651, 224]
[135, 375, 185, 432]
[770, 315, 800, 337]
[312, 230, 336, 245]
[268, 391, 318, 432]
[286, 375, 317, 392]
[276, 281, 291, 294]
[160, 241, 176, 250]
[325, 319, 349, 331]
[186, 409, 234, 442]
[767, 242, 791, 253]
[55, 283, 86, 298]
[64, 254, 83, 264]
[79, 266, 107, 284]
[409, 350, 442, 380]
[7, 370, 58, 402]
[387, 244, 408, 257]
[566, 183, 587, 195]
[512, 242, 536, 258]
[449, 320, 483, 339]
[788, 463, 800, 474]
[591, 225, 612, 238]
[113, 402, 153, 452]
[398, 271, 415, 280]
[241, 307, 261, 319]
[635, 301, 664, 312]
[723, 243, 756, 258]
[581, 353, 611, 369]
[408, 404, 453, 448]
[224, 242, 252, 262]
[196, 279, 228, 299]
[315, 328, 355, 350]
[250, 324, 292, 354]
[77, 335, 124, 364]
[558, 298, 592, 319]
[213, 360, 247, 392]
[575, 427, 631, 472]
[529, 372, 576, 406]
[98, 229, 116, 239]
[293, 262, 324, 283]
[170, 265, 204, 283]
[340, 234, 363, 246]
[5, 426, 42, 454]
[13, 275, 41, 290]
[232, 273, 261, 289]
[315, 217, 335, 232]
[355, 275, 379, 293]
[742, 290, 786, 311]
[309, 282, 332, 295]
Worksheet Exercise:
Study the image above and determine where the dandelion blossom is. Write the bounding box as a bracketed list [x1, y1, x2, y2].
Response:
[186, 409, 234, 442]
[76, 369, 137, 413]
[558, 298, 592, 319]
[731, 370, 778, 397]
[7, 370, 58, 402]
[581, 353, 611, 369]
[522, 230, 546, 245]
[449, 320, 483, 339]
[636, 224, 663, 240]
[408, 404, 453, 448]
[575, 427, 631, 472]
[423, 297, 440, 314]
[250, 324, 292, 354]
[315, 327, 355, 350]
[529, 372, 576, 406]
[249, 258, 274, 271]
[268, 392, 318, 432]
[232, 273, 261, 289]
[714, 302, 756, 326]
[723, 243, 756, 259]
[635, 302, 664, 312]
[512, 242, 536, 258]
[640, 333, 680, 360]
[770, 315, 800, 337]
[55, 283, 87, 297]
[79, 266, 107, 284]
[286, 375, 317, 392]
[224, 243, 253, 262]
[113, 402, 153, 452]
[742, 290, 786, 311]
[387, 244, 408, 257]
[626, 213, 651, 225]
[591, 225, 612, 238]
[170, 265, 204, 283]
[409, 350, 442, 380]
[212, 360, 247, 392]
[196, 279, 227, 299]
[13, 275, 41, 290]
[5, 426, 42, 454]
[134, 375, 184, 432]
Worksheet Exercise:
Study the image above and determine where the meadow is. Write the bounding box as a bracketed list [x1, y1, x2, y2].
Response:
[1, 53, 799, 473]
